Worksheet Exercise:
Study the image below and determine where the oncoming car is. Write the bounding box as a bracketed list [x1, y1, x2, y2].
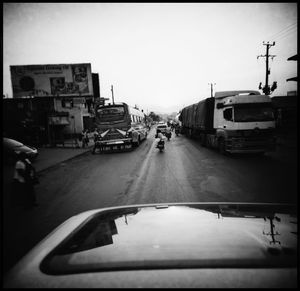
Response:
[3, 203, 297, 288]
[156, 123, 168, 135]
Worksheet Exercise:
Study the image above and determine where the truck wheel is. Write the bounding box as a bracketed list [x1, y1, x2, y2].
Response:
[218, 138, 226, 155]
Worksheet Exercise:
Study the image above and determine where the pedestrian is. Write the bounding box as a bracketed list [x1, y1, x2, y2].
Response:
[81, 130, 89, 148]
[11, 152, 38, 208]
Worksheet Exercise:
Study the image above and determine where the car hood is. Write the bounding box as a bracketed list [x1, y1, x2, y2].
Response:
[39, 203, 297, 274]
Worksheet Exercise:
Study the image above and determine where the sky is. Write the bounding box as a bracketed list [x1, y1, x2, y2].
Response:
[3, 3, 298, 114]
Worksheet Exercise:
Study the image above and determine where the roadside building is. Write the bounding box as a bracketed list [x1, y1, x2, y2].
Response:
[4, 63, 100, 147]
[286, 54, 297, 84]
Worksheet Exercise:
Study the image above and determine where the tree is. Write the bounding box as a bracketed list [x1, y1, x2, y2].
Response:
[149, 111, 161, 122]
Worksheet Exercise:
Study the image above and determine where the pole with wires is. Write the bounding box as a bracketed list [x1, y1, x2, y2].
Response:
[111, 85, 115, 104]
[257, 42, 277, 95]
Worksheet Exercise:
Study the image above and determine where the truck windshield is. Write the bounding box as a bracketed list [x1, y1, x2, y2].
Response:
[97, 106, 125, 122]
[234, 105, 274, 122]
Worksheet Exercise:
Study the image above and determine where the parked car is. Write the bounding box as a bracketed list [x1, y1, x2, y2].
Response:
[3, 137, 38, 163]
[3, 203, 297, 288]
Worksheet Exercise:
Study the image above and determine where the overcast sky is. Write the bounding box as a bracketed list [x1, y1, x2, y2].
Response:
[3, 3, 297, 113]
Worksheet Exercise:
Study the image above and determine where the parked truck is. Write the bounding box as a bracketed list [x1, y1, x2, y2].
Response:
[179, 90, 276, 154]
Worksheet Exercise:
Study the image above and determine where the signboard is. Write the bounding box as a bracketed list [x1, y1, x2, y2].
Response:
[48, 116, 70, 125]
[73, 97, 86, 104]
[10, 63, 94, 98]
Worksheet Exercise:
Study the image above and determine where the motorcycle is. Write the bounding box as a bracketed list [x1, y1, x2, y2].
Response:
[156, 140, 165, 152]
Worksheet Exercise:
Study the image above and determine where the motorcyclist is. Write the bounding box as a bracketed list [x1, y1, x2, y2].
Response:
[165, 126, 172, 140]
[156, 129, 164, 141]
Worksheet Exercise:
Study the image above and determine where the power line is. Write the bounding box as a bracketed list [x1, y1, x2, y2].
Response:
[267, 22, 297, 40]
[274, 27, 297, 41]
[273, 26, 297, 40]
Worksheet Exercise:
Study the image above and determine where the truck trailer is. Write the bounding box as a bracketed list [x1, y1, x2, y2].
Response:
[180, 90, 277, 154]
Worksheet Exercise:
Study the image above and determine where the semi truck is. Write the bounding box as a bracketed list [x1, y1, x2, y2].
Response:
[179, 90, 276, 154]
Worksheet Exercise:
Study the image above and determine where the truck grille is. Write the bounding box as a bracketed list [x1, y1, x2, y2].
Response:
[228, 137, 276, 151]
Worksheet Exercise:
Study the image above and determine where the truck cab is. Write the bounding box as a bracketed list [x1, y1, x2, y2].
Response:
[213, 90, 276, 153]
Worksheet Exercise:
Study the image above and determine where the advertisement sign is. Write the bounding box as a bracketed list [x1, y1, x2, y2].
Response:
[10, 63, 93, 97]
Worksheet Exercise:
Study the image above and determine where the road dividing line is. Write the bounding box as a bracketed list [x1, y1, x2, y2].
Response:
[122, 135, 158, 204]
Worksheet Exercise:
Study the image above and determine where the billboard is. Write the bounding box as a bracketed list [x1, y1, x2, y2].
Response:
[10, 63, 94, 98]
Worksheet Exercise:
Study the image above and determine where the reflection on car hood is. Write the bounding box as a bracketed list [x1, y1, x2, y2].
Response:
[41, 203, 297, 274]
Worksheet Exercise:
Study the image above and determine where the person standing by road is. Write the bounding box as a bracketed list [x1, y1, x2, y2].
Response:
[11, 152, 38, 208]
[81, 130, 89, 148]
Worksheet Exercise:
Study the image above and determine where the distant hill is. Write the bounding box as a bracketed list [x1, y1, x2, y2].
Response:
[145, 104, 182, 115]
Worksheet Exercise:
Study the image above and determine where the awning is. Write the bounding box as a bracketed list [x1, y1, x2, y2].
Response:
[286, 77, 297, 82]
[287, 55, 297, 61]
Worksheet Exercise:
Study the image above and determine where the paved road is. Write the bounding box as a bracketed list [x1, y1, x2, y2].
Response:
[3, 128, 297, 274]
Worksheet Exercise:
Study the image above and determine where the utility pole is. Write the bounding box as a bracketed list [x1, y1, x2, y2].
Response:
[257, 42, 277, 95]
[99, 76, 101, 99]
[208, 83, 216, 97]
[111, 85, 115, 104]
